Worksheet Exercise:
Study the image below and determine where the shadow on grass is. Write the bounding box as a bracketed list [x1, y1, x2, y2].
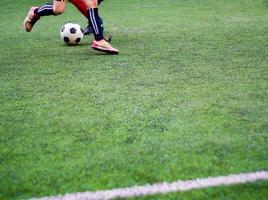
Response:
[60, 43, 90, 47]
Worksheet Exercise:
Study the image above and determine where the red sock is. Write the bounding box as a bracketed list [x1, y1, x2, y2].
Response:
[69, 0, 88, 17]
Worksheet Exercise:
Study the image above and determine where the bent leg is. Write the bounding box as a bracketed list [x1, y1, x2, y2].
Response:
[23, 0, 66, 32]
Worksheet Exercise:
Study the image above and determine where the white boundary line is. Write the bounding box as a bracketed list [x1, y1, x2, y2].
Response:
[32, 171, 268, 200]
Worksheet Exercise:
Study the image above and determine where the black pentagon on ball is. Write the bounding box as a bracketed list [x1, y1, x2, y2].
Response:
[70, 27, 77, 34]
[61, 26, 65, 32]
[75, 38, 81, 43]
[64, 37, 70, 43]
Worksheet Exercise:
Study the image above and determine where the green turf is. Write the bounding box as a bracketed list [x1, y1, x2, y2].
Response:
[0, 0, 268, 199]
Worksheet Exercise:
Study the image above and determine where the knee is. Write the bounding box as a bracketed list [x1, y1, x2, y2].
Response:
[53, 6, 65, 15]
[86, 0, 98, 8]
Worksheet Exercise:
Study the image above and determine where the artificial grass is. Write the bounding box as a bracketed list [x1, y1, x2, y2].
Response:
[0, 0, 267, 199]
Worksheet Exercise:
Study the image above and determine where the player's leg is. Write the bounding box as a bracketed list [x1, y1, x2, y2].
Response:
[72, 0, 93, 35]
[23, 0, 67, 32]
[84, 0, 118, 54]
[69, 0, 104, 17]
[69, 0, 88, 17]
[69, 0, 93, 35]
[70, 0, 112, 42]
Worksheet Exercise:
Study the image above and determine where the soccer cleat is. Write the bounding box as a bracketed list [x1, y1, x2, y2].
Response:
[104, 35, 112, 43]
[23, 7, 40, 32]
[83, 25, 93, 35]
[91, 39, 119, 55]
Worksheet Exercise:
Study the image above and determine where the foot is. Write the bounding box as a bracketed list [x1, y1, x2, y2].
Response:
[23, 7, 40, 32]
[83, 26, 93, 35]
[92, 39, 119, 55]
[104, 35, 112, 43]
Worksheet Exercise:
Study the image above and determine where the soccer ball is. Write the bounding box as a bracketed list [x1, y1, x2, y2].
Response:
[60, 23, 83, 45]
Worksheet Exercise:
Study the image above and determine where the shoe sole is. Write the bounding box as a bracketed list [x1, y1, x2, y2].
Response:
[92, 47, 119, 55]
[23, 7, 38, 32]
[23, 13, 32, 32]
[23, 20, 32, 32]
